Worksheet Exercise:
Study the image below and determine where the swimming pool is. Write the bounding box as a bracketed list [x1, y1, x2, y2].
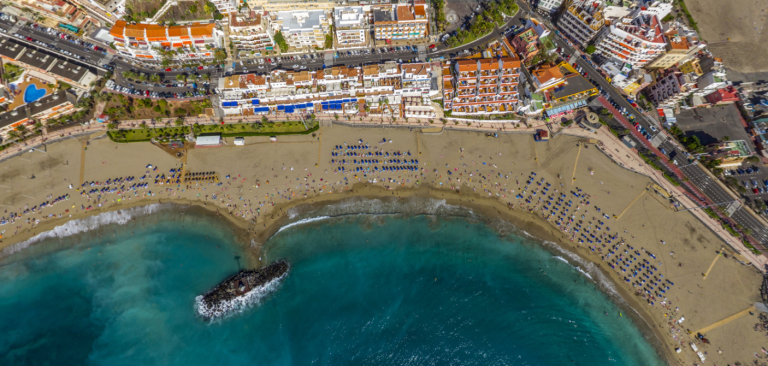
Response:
[23, 84, 47, 103]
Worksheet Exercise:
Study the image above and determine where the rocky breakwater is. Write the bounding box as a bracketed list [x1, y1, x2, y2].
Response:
[195, 260, 290, 319]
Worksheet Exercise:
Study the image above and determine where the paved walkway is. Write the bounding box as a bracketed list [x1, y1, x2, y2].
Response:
[4, 111, 764, 271]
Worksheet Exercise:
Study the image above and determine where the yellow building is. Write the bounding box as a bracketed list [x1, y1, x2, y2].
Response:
[678, 58, 703, 76]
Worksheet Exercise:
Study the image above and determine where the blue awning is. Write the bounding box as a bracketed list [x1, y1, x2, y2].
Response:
[277, 105, 285, 111]
[286, 106, 295, 113]
[222, 102, 230, 107]
[322, 106, 328, 110]
[351, 98, 358, 102]
[252, 99, 259, 105]
[307, 102, 314, 107]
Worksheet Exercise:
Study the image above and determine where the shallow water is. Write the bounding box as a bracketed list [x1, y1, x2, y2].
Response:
[0, 209, 665, 366]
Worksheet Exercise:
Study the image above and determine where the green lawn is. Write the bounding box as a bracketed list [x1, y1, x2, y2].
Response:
[108, 120, 318, 143]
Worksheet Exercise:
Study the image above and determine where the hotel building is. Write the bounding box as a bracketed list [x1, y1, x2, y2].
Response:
[108, 21, 223, 62]
[373, 4, 429, 41]
[444, 57, 522, 115]
[216, 62, 438, 118]
[645, 24, 705, 70]
[557, 0, 605, 47]
[229, 12, 275, 52]
[271, 10, 331, 49]
[334, 7, 368, 49]
[593, 12, 666, 68]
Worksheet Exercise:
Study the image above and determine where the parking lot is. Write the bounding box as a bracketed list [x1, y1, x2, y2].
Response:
[725, 164, 768, 203]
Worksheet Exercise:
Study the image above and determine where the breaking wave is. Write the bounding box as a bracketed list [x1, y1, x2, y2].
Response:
[276, 216, 332, 234]
[195, 273, 287, 321]
[544, 241, 622, 302]
[0, 203, 166, 259]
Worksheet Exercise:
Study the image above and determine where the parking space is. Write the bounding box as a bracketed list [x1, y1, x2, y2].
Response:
[725, 164, 768, 199]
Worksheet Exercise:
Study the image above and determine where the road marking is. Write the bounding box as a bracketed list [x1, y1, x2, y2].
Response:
[616, 189, 645, 221]
[571, 143, 581, 184]
[695, 306, 755, 335]
[702, 248, 724, 280]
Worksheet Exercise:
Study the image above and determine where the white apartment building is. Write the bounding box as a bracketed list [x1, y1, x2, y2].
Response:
[272, 10, 331, 49]
[109, 21, 223, 62]
[215, 64, 406, 117]
[373, 4, 429, 41]
[639, 1, 673, 21]
[557, 0, 605, 46]
[211, 0, 238, 14]
[334, 7, 368, 48]
[594, 12, 667, 68]
[694, 71, 729, 97]
[70, 0, 126, 23]
[536, 0, 564, 15]
[401, 62, 433, 97]
[229, 13, 275, 51]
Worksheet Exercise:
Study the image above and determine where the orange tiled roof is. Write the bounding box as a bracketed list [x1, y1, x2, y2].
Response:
[109, 20, 126, 38]
[189, 23, 215, 37]
[533, 64, 564, 84]
[167, 26, 186, 37]
[396, 5, 415, 21]
[456, 59, 476, 72]
[414, 5, 427, 18]
[499, 56, 521, 69]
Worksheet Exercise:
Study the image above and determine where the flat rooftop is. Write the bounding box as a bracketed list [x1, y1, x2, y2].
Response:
[48, 60, 90, 83]
[675, 104, 754, 150]
[18, 49, 57, 72]
[0, 38, 25, 60]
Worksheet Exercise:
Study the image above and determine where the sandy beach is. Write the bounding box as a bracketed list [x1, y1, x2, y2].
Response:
[0, 125, 764, 365]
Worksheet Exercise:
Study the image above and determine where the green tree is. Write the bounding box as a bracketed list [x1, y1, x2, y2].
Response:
[176, 74, 187, 82]
[158, 100, 168, 108]
[273, 31, 288, 51]
[585, 45, 596, 54]
[324, 34, 333, 49]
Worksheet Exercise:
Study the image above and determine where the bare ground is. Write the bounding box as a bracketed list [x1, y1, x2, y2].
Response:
[685, 0, 768, 73]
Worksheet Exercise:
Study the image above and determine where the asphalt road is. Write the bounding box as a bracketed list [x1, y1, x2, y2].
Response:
[4, 12, 768, 244]
[517, 2, 768, 246]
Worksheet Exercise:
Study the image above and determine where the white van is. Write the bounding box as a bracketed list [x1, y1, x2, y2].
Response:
[234, 137, 245, 146]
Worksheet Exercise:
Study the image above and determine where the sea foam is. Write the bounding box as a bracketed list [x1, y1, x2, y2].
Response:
[544, 241, 622, 301]
[194, 272, 287, 321]
[0, 203, 165, 259]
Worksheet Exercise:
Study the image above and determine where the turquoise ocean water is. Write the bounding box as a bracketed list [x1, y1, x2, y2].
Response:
[0, 205, 666, 366]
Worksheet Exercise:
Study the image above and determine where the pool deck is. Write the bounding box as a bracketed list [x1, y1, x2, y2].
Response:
[7, 78, 54, 112]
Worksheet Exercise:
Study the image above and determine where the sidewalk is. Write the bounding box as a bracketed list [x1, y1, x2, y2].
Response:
[563, 124, 768, 272]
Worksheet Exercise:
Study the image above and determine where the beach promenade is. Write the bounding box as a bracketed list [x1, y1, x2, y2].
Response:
[7, 112, 764, 274]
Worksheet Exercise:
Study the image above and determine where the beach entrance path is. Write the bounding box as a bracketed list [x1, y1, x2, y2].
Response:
[703, 248, 725, 280]
[616, 190, 646, 221]
[695, 305, 756, 334]
[570, 143, 581, 184]
[79, 141, 87, 185]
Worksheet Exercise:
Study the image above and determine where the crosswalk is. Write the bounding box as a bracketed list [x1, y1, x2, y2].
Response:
[98, 53, 115, 66]
[9, 22, 23, 34]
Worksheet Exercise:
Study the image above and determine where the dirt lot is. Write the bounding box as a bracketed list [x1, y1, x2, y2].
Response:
[158, 0, 213, 23]
[686, 0, 768, 73]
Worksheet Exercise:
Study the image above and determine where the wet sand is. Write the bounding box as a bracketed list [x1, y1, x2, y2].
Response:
[0, 125, 764, 365]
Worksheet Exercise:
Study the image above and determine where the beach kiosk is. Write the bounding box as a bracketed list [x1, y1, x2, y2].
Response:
[195, 134, 222, 147]
[234, 137, 245, 146]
